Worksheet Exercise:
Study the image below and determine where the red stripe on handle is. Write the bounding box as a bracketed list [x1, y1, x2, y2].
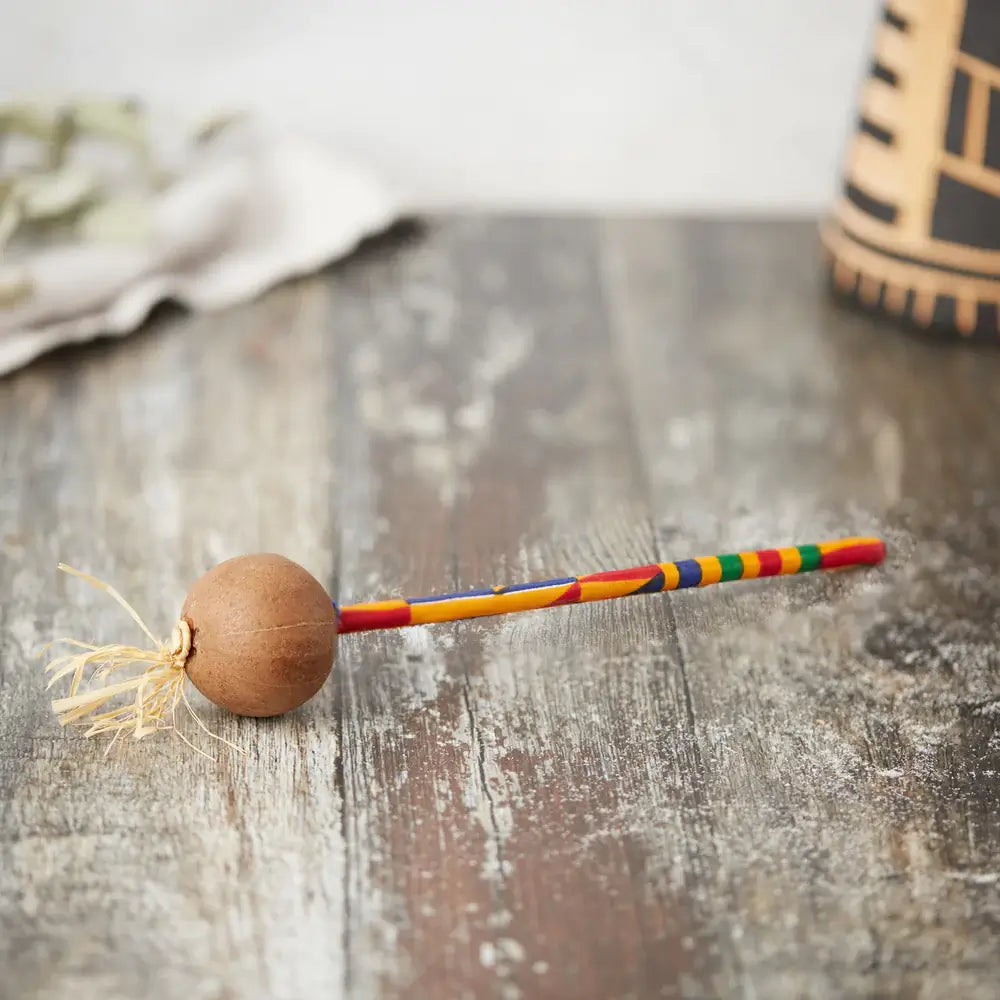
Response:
[820, 539, 886, 569]
[756, 549, 783, 576]
[580, 564, 662, 584]
[338, 605, 412, 634]
[547, 580, 582, 606]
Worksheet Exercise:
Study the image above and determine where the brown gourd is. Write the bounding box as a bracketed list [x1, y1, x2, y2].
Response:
[182, 554, 338, 717]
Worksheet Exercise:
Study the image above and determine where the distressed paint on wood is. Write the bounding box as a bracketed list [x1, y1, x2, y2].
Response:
[2, 218, 1000, 999]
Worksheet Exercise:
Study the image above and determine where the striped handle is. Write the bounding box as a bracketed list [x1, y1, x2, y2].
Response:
[336, 536, 885, 635]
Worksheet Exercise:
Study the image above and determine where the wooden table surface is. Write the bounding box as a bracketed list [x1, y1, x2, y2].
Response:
[3, 218, 1000, 1000]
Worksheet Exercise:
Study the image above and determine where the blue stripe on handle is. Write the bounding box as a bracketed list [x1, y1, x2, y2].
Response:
[674, 560, 703, 588]
[497, 577, 576, 595]
[408, 587, 495, 604]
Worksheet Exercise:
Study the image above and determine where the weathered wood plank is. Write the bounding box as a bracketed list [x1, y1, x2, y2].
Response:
[331, 217, 713, 999]
[330, 222, 502, 998]
[1, 282, 346, 1000]
[603, 217, 1000, 998]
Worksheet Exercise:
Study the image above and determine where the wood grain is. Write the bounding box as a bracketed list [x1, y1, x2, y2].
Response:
[2, 218, 1000, 999]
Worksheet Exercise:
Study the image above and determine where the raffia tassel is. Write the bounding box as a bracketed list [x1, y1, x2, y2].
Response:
[43, 564, 244, 758]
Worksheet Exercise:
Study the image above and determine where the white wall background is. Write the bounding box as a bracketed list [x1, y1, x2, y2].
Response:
[0, 0, 879, 212]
